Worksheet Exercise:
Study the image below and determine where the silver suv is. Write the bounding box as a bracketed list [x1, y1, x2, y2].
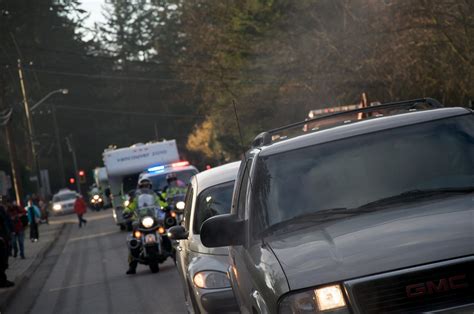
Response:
[201, 99, 474, 314]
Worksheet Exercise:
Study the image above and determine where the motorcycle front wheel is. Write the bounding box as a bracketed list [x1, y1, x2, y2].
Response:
[149, 262, 160, 273]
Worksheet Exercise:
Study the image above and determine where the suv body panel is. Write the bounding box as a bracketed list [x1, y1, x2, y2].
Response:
[222, 107, 473, 313]
[266, 194, 473, 290]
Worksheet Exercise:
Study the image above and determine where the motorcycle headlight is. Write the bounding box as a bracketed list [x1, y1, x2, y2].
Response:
[141, 216, 154, 228]
[91, 199, 96, 203]
[93, 194, 99, 200]
[176, 201, 185, 210]
[193, 271, 231, 289]
[53, 204, 62, 211]
[279, 284, 349, 314]
[124, 200, 130, 207]
[98, 198, 103, 202]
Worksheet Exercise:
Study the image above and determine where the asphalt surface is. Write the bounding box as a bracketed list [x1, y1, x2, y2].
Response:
[6, 210, 187, 314]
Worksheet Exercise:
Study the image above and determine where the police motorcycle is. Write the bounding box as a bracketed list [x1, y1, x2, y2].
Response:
[158, 192, 183, 226]
[124, 193, 175, 273]
[89, 185, 104, 211]
[89, 193, 104, 211]
[167, 194, 186, 225]
[123, 190, 136, 231]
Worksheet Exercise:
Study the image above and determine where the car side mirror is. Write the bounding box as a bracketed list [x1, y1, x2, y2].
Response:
[167, 225, 188, 240]
[200, 214, 244, 247]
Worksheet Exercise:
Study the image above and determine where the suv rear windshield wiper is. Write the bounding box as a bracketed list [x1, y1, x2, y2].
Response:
[357, 186, 474, 210]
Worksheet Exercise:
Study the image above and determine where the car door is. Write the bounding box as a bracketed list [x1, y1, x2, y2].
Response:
[229, 158, 256, 313]
[176, 182, 195, 299]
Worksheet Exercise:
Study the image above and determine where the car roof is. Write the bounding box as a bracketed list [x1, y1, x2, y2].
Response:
[55, 188, 76, 195]
[140, 165, 198, 180]
[194, 161, 241, 195]
[259, 107, 471, 157]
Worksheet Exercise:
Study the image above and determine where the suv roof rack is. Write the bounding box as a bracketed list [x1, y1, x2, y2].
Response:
[251, 98, 443, 148]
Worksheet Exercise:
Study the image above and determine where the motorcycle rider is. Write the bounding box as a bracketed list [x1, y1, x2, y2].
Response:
[123, 178, 167, 275]
[161, 173, 187, 202]
[124, 179, 166, 217]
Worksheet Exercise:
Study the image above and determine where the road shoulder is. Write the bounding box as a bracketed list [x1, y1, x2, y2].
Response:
[0, 222, 65, 311]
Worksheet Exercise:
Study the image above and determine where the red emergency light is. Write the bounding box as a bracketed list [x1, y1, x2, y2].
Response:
[172, 161, 190, 168]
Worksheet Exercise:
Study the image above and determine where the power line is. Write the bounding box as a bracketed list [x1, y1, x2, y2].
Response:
[0, 107, 13, 126]
[23, 67, 201, 83]
[15, 44, 204, 69]
[21, 67, 311, 85]
[55, 105, 205, 118]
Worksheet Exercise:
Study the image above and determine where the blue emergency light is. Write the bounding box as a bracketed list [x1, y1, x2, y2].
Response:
[147, 165, 165, 172]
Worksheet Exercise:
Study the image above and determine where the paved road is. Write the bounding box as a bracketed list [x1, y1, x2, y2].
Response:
[6, 210, 187, 314]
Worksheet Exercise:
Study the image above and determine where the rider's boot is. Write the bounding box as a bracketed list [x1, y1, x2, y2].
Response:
[126, 260, 137, 275]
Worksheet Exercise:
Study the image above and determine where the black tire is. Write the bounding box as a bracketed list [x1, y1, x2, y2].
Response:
[149, 262, 160, 273]
[119, 224, 126, 231]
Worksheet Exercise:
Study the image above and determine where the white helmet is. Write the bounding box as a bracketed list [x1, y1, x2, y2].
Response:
[138, 178, 152, 189]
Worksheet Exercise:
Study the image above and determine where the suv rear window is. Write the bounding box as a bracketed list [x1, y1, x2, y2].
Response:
[253, 115, 474, 232]
[193, 181, 235, 234]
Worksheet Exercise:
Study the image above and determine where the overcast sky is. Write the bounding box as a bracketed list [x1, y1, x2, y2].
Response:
[80, 0, 106, 28]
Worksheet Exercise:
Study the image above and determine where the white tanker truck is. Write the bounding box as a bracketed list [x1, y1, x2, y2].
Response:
[102, 140, 180, 230]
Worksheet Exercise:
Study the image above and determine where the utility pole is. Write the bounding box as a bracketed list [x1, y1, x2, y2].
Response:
[65, 135, 81, 194]
[17, 59, 41, 194]
[0, 71, 23, 204]
[4, 119, 23, 204]
[28, 89, 68, 187]
[51, 105, 66, 185]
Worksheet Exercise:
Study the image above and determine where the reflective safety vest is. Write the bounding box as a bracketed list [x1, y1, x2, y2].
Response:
[166, 186, 187, 198]
[124, 190, 164, 218]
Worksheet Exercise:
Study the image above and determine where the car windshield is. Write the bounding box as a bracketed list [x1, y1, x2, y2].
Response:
[193, 181, 235, 234]
[148, 169, 197, 192]
[252, 115, 474, 233]
[53, 193, 77, 202]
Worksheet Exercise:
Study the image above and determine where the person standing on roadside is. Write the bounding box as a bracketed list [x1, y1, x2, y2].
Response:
[38, 196, 49, 224]
[7, 200, 27, 259]
[0, 201, 14, 288]
[26, 199, 41, 242]
[74, 195, 88, 228]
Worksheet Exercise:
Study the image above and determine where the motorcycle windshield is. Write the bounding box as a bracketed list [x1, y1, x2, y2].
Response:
[136, 207, 157, 218]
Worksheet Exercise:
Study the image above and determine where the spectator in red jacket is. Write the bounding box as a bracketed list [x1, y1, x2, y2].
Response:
[74, 195, 88, 228]
[7, 200, 26, 259]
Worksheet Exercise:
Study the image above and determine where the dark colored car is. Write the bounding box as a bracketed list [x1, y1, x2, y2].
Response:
[201, 99, 474, 314]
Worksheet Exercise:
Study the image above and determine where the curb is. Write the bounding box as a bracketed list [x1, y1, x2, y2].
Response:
[0, 223, 67, 311]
